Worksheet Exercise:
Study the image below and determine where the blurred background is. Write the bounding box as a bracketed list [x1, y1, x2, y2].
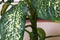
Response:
[0, 0, 60, 40]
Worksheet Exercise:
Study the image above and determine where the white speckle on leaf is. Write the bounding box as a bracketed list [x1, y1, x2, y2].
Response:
[0, 15, 2, 19]
[9, 19, 12, 21]
[0, 34, 1, 39]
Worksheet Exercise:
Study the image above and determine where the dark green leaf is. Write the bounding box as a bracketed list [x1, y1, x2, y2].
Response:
[37, 28, 46, 40]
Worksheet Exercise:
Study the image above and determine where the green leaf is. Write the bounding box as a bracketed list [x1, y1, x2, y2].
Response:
[0, 1, 28, 40]
[36, 0, 60, 22]
[37, 28, 46, 40]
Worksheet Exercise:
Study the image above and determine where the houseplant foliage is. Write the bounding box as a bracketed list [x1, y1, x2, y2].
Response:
[0, 0, 60, 40]
[37, 0, 60, 22]
[0, 0, 28, 40]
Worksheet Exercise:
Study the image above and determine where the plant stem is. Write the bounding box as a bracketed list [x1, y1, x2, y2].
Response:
[25, 0, 38, 40]
[30, 16, 38, 40]
[46, 35, 60, 38]
[29, 8, 38, 40]
[25, 29, 30, 34]
[25, 25, 31, 28]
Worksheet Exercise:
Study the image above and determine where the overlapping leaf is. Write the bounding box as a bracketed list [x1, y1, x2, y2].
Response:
[37, 0, 60, 22]
[0, 1, 28, 40]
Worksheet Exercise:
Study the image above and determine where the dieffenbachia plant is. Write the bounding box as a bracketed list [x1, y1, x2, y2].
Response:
[0, 1, 28, 40]
[0, 0, 60, 40]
